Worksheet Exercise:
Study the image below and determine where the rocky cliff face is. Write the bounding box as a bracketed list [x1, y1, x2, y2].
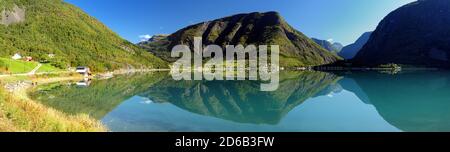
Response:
[140, 12, 341, 67]
[0, 5, 25, 25]
[353, 0, 450, 67]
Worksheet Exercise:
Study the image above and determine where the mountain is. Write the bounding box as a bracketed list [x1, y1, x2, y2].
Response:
[338, 32, 372, 60]
[138, 34, 173, 61]
[332, 43, 344, 52]
[0, 0, 167, 72]
[353, 0, 450, 67]
[311, 38, 343, 53]
[139, 12, 341, 67]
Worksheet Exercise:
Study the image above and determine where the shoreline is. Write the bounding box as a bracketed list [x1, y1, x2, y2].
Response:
[0, 67, 446, 132]
[0, 69, 170, 132]
[0, 73, 107, 132]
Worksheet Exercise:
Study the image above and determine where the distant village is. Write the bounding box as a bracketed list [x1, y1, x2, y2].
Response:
[6, 53, 91, 76]
[11, 52, 55, 62]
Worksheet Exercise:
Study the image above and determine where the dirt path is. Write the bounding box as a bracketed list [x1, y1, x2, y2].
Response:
[0, 63, 42, 77]
[28, 63, 42, 75]
[0, 71, 73, 78]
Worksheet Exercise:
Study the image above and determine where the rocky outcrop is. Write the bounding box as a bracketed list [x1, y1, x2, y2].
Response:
[1, 5, 25, 25]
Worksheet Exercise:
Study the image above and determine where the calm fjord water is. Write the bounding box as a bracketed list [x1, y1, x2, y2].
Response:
[29, 71, 450, 132]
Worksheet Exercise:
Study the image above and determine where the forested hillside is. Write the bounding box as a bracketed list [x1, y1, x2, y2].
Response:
[0, 0, 167, 72]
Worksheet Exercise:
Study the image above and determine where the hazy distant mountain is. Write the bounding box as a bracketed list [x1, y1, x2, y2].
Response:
[332, 43, 344, 52]
[139, 11, 341, 67]
[338, 32, 372, 60]
[311, 38, 343, 53]
[353, 0, 450, 67]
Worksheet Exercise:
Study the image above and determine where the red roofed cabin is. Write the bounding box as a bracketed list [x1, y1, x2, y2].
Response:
[24, 56, 33, 62]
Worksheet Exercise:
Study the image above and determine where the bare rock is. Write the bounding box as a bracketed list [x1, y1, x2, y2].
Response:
[1, 5, 25, 25]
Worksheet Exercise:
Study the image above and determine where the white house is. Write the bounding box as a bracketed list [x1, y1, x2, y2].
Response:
[11, 53, 22, 60]
[76, 66, 91, 77]
[48, 53, 55, 58]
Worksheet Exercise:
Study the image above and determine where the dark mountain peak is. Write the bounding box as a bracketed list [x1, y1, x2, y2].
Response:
[260, 11, 281, 16]
[356, 32, 372, 44]
[353, 0, 450, 67]
[338, 31, 372, 60]
[251, 11, 283, 22]
[183, 11, 283, 30]
[244, 11, 281, 17]
[234, 11, 282, 18]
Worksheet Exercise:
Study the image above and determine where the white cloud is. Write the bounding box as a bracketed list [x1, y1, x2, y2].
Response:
[327, 38, 334, 43]
[139, 34, 152, 42]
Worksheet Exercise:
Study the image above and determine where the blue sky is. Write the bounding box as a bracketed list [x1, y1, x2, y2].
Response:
[65, 0, 415, 45]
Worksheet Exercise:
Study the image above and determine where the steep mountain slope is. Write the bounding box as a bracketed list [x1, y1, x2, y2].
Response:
[353, 0, 450, 67]
[338, 32, 372, 60]
[138, 34, 173, 61]
[312, 38, 343, 53]
[139, 12, 341, 67]
[0, 0, 167, 72]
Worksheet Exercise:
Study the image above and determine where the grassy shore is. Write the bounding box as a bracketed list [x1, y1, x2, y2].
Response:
[0, 73, 106, 132]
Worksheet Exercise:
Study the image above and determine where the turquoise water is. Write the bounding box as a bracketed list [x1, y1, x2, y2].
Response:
[30, 70, 450, 132]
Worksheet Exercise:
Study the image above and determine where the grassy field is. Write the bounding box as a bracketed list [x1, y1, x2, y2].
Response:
[37, 63, 63, 73]
[0, 58, 62, 74]
[0, 58, 38, 74]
